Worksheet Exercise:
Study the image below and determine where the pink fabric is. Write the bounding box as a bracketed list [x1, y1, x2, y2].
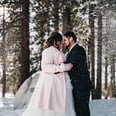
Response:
[28, 46, 66, 113]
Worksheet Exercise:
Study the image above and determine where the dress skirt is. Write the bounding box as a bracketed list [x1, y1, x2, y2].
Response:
[20, 72, 76, 116]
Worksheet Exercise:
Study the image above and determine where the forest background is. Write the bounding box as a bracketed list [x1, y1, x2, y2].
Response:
[0, 0, 116, 100]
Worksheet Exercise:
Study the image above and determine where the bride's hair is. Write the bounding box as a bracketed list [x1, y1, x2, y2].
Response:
[45, 32, 62, 49]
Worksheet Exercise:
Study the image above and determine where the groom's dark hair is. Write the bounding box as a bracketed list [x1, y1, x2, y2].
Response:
[64, 31, 77, 42]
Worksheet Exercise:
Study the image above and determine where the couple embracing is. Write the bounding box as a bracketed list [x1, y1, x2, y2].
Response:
[21, 31, 92, 116]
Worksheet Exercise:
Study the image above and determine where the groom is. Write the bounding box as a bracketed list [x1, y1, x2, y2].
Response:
[63, 31, 92, 116]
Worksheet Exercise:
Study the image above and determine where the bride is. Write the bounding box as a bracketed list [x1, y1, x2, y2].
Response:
[20, 32, 76, 116]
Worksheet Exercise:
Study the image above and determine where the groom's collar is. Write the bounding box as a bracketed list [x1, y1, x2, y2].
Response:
[69, 43, 77, 53]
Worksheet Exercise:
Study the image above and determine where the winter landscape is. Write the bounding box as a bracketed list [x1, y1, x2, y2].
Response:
[0, 0, 116, 116]
[0, 93, 116, 116]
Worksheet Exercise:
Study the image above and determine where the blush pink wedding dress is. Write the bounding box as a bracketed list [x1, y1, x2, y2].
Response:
[20, 46, 76, 116]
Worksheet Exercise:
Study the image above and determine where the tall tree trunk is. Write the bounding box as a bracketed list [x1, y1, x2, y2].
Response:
[111, 54, 115, 98]
[96, 13, 102, 99]
[62, 7, 71, 34]
[110, 60, 113, 98]
[104, 36, 108, 99]
[104, 56, 108, 99]
[53, 0, 59, 31]
[19, 0, 30, 87]
[88, 4, 95, 99]
[104, 57, 108, 96]
[104, 40, 108, 91]
[2, 4, 6, 97]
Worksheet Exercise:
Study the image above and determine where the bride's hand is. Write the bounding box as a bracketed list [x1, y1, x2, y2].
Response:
[65, 63, 73, 71]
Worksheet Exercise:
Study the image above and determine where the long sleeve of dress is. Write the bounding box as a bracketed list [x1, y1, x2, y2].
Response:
[41, 49, 66, 73]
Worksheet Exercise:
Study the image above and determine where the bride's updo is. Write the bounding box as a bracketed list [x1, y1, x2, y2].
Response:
[45, 32, 62, 49]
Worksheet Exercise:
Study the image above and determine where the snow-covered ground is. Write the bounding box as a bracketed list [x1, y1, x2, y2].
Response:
[0, 93, 116, 116]
[0, 93, 24, 116]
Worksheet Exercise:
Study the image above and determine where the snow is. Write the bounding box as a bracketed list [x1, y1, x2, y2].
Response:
[89, 99, 116, 116]
[0, 93, 116, 116]
[0, 93, 23, 116]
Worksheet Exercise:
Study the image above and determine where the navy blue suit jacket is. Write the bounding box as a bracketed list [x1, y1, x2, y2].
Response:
[66, 44, 92, 92]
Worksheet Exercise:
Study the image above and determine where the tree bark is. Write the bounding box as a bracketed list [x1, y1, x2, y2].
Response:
[19, 0, 30, 87]
[96, 13, 102, 99]
[62, 7, 71, 34]
[53, 0, 59, 31]
[2, 4, 6, 97]
[88, 4, 95, 99]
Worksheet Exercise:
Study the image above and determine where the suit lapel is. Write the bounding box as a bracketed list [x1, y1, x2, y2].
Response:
[67, 44, 78, 58]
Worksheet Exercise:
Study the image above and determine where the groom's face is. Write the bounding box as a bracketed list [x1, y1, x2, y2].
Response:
[63, 36, 71, 48]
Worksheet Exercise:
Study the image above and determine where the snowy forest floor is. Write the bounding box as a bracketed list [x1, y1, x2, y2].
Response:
[0, 93, 116, 116]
